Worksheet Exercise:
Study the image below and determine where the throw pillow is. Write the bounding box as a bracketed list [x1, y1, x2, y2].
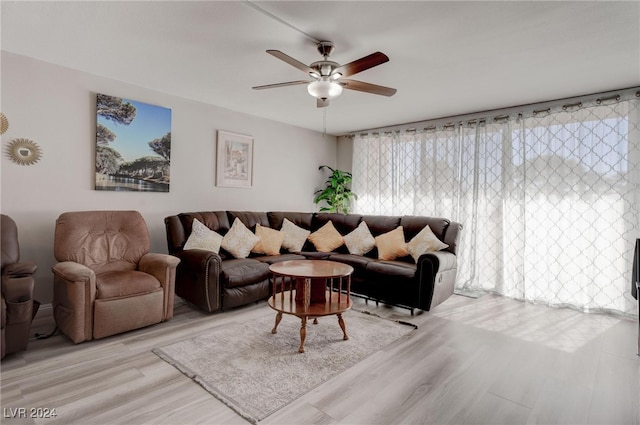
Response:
[280, 218, 310, 252]
[407, 225, 449, 262]
[252, 223, 284, 256]
[375, 226, 409, 260]
[221, 218, 259, 258]
[343, 221, 375, 256]
[183, 218, 223, 253]
[308, 221, 344, 252]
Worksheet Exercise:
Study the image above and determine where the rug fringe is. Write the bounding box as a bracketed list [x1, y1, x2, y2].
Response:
[152, 348, 259, 424]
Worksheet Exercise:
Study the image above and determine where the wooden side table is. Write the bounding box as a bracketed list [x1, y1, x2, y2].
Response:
[268, 260, 353, 353]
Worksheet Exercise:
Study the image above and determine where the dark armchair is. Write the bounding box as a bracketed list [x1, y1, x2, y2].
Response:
[1, 214, 38, 359]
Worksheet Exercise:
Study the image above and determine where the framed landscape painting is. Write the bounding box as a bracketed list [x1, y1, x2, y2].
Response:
[216, 130, 253, 188]
[95, 93, 172, 192]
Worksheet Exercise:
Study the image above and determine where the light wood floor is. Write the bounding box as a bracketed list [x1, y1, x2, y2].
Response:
[1, 294, 638, 425]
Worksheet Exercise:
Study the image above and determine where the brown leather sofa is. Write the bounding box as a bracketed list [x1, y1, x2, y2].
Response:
[1, 214, 38, 359]
[165, 211, 462, 315]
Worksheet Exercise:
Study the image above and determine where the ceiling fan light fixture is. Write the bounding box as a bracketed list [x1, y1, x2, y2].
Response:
[255, 43, 395, 108]
[307, 79, 343, 100]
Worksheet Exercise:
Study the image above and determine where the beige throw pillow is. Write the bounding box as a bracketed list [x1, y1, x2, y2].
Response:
[280, 218, 310, 252]
[343, 221, 375, 256]
[252, 224, 284, 256]
[221, 218, 259, 258]
[183, 218, 223, 253]
[308, 221, 344, 252]
[375, 226, 409, 260]
[407, 225, 449, 262]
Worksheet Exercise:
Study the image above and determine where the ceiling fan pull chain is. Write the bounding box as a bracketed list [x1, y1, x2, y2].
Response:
[323, 108, 327, 136]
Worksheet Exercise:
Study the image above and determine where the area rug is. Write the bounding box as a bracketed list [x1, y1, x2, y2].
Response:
[153, 309, 416, 424]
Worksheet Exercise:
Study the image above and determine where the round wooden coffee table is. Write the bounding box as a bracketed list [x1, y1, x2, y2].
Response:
[268, 260, 353, 353]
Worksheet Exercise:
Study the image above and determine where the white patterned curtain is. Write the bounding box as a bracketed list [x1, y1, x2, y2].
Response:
[352, 94, 640, 315]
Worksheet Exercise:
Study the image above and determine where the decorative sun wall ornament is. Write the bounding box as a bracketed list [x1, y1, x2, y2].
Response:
[6, 138, 43, 166]
[0, 113, 8, 135]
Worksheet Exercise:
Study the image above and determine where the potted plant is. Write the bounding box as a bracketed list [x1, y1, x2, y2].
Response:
[313, 165, 357, 214]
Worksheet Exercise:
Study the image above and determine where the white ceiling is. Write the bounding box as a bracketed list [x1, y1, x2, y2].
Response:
[2, 1, 639, 136]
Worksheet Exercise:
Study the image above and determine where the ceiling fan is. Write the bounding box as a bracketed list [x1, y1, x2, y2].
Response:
[252, 41, 397, 108]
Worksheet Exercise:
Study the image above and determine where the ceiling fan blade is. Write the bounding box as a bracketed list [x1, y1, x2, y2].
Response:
[252, 80, 310, 90]
[341, 79, 397, 96]
[267, 50, 315, 75]
[334, 52, 389, 78]
[317, 98, 330, 108]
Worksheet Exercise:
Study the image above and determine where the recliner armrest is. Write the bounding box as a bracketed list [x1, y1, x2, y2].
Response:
[51, 261, 96, 344]
[139, 253, 181, 320]
[51, 261, 95, 283]
[139, 253, 181, 279]
[175, 249, 222, 269]
[3, 262, 37, 277]
[416, 251, 458, 311]
[173, 249, 223, 312]
[418, 251, 457, 273]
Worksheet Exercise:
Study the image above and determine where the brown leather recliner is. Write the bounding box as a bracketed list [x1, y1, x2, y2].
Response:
[52, 211, 180, 344]
[1, 214, 37, 359]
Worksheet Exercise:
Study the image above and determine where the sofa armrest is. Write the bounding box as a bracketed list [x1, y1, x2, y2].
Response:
[418, 251, 457, 273]
[416, 251, 458, 311]
[444, 221, 463, 255]
[174, 250, 223, 312]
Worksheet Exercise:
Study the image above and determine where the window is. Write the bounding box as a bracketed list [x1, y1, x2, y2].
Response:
[353, 97, 640, 315]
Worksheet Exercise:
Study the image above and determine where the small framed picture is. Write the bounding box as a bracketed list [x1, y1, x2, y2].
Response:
[216, 130, 254, 188]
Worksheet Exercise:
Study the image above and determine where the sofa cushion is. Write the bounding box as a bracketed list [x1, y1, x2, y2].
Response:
[221, 218, 259, 258]
[407, 225, 449, 262]
[220, 258, 270, 288]
[400, 216, 449, 243]
[179, 211, 230, 235]
[366, 260, 417, 280]
[312, 213, 361, 234]
[327, 253, 376, 271]
[301, 251, 332, 260]
[281, 218, 311, 252]
[362, 215, 401, 236]
[252, 224, 284, 256]
[267, 212, 313, 231]
[227, 211, 270, 231]
[252, 253, 306, 264]
[375, 226, 409, 260]
[308, 221, 344, 252]
[343, 221, 375, 255]
[183, 218, 223, 253]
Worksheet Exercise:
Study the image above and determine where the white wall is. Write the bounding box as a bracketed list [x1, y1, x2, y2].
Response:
[0, 52, 337, 303]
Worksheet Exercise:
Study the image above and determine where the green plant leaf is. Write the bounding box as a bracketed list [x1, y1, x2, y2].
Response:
[313, 165, 358, 214]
